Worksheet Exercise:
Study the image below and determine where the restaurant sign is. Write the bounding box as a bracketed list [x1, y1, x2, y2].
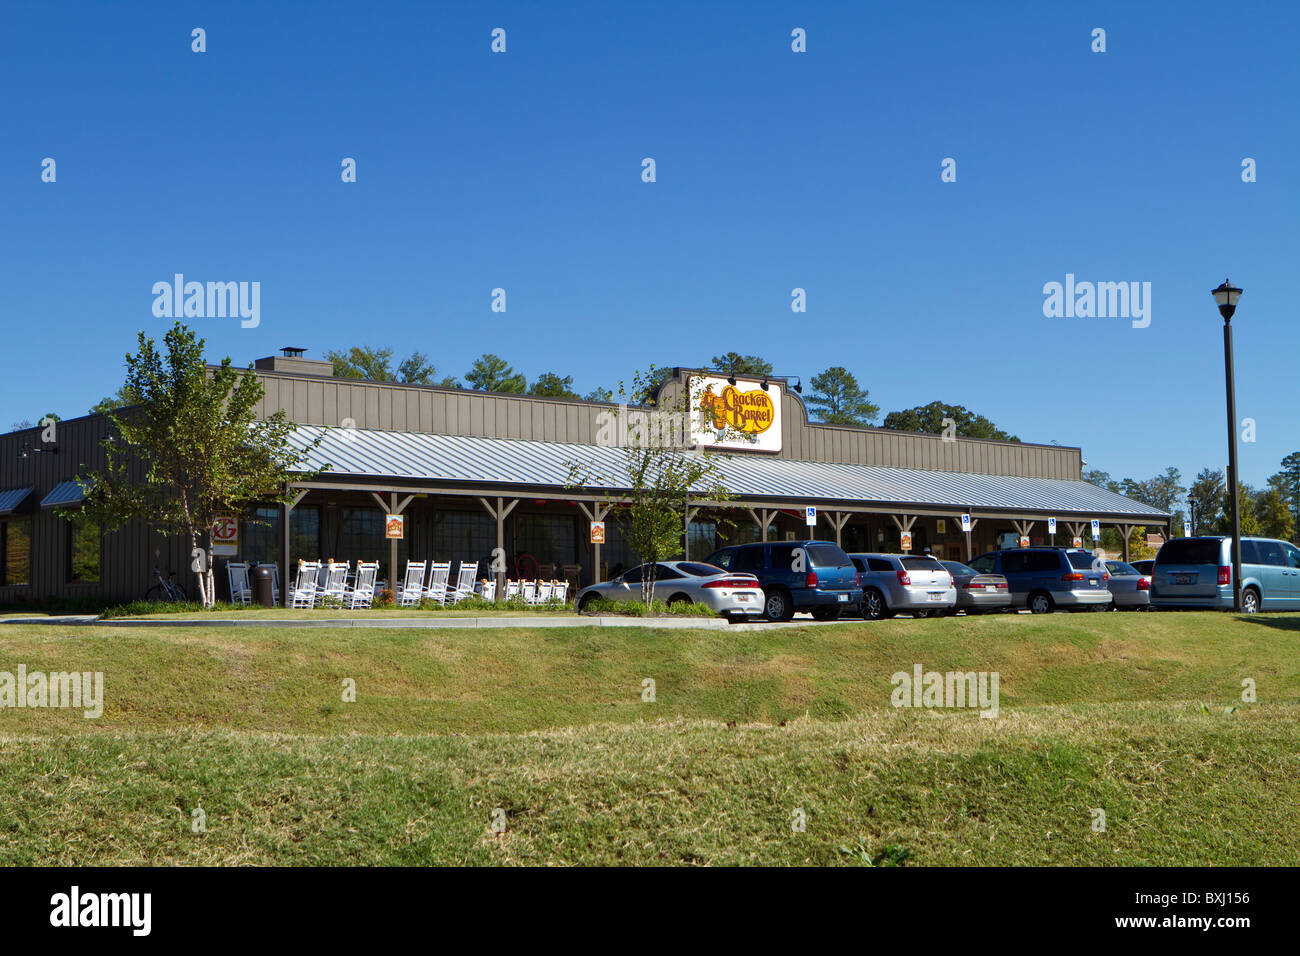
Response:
[688, 375, 782, 453]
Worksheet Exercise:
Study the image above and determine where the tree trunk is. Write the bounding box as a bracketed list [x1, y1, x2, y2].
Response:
[205, 545, 216, 608]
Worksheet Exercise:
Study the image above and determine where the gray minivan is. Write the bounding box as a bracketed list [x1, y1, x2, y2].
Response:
[1150, 536, 1300, 612]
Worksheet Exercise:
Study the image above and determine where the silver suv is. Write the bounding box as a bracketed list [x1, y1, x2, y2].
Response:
[850, 553, 957, 619]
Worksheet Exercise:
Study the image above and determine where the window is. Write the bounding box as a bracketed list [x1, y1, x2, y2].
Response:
[1240, 540, 1262, 564]
[968, 555, 995, 573]
[653, 564, 683, 580]
[999, 553, 1027, 574]
[677, 563, 722, 577]
[621, 564, 644, 584]
[1285, 544, 1300, 570]
[733, 547, 765, 573]
[67, 516, 102, 584]
[709, 549, 734, 570]
[1029, 552, 1062, 572]
[1255, 540, 1287, 566]
[1065, 552, 1097, 570]
[901, 556, 945, 572]
[1157, 538, 1221, 566]
[433, 510, 494, 564]
[770, 545, 799, 571]
[867, 558, 894, 572]
[516, 514, 576, 568]
[687, 519, 718, 559]
[806, 543, 851, 567]
[243, 506, 281, 566]
[0, 518, 31, 587]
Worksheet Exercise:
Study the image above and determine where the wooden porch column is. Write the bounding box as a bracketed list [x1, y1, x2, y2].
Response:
[747, 508, 778, 542]
[683, 504, 700, 559]
[282, 488, 309, 607]
[371, 491, 415, 590]
[480, 496, 520, 599]
[890, 514, 917, 552]
[576, 500, 611, 584]
[1117, 524, 1133, 562]
[955, 515, 979, 562]
[828, 511, 852, 548]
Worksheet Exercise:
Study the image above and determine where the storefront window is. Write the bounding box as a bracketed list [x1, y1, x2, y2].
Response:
[68, 516, 101, 584]
[516, 513, 576, 571]
[243, 506, 280, 565]
[432, 511, 494, 565]
[1, 518, 31, 587]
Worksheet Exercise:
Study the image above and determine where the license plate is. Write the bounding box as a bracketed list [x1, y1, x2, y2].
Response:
[736, 594, 751, 602]
[837, 593, 849, 603]
[1174, 574, 1194, 585]
[984, 585, 996, 592]
[928, 592, 943, 601]
[1089, 580, 1098, 587]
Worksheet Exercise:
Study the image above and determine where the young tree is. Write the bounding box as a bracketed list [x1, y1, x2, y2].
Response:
[1277, 451, 1300, 531]
[805, 366, 879, 426]
[1212, 481, 1260, 535]
[881, 402, 1019, 442]
[568, 369, 731, 606]
[528, 372, 581, 399]
[465, 353, 526, 393]
[67, 323, 321, 606]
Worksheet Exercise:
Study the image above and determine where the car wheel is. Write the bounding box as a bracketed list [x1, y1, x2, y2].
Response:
[1028, 592, 1054, 614]
[764, 588, 795, 622]
[667, 593, 692, 606]
[860, 589, 890, 621]
[577, 593, 597, 613]
[1241, 588, 1261, 614]
[811, 606, 840, 621]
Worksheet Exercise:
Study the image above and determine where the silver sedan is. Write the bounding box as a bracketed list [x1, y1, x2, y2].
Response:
[576, 561, 765, 621]
[1104, 560, 1152, 610]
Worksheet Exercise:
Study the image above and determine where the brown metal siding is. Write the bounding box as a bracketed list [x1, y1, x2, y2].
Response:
[253, 370, 1083, 480]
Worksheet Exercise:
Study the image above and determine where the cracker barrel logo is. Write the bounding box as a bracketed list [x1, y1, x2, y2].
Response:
[699, 384, 775, 435]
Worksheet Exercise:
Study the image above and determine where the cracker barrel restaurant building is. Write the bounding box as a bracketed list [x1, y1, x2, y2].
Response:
[0, 349, 1171, 606]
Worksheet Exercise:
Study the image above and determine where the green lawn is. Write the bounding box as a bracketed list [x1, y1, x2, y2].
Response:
[1, 612, 1297, 864]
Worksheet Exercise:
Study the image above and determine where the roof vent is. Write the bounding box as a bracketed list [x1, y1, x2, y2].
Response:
[281, 347, 307, 358]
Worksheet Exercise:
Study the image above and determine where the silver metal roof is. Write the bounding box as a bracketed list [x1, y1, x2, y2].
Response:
[289, 425, 1169, 520]
[0, 486, 35, 515]
[40, 480, 90, 509]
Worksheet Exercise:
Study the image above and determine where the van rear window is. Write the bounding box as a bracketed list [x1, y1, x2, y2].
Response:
[1065, 552, 1098, 570]
[806, 544, 850, 567]
[1157, 539, 1222, 565]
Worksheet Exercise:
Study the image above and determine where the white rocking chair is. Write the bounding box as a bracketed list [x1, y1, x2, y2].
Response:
[447, 561, 478, 604]
[343, 561, 379, 609]
[289, 561, 320, 609]
[397, 561, 427, 607]
[423, 561, 452, 605]
[226, 562, 252, 605]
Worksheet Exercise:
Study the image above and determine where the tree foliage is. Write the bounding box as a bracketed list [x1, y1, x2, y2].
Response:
[881, 402, 1019, 442]
[325, 346, 459, 387]
[465, 353, 526, 393]
[805, 366, 879, 426]
[69, 323, 321, 606]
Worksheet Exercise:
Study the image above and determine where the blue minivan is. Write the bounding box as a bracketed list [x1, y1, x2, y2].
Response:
[1150, 536, 1300, 612]
[704, 540, 861, 621]
[967, 548, 1111, 613]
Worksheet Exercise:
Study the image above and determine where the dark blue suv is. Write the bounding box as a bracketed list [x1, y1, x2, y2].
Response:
[967, 548, 1111, 613]
[704, 541, 861, 621]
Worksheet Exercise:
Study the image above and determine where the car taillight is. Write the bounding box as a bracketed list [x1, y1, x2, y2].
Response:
[1137, 577, 1151, 590]
[896, 570, 911, 586]
[805, 570, 818, 588]
[997, 581, 1008, 589]
[855, 572, 861, 587]
[964, 581, 984, 589]
[1218, 566, 1231, 585]
[1062, 572, 1084, 581]
[703, 578, 758, 589]
[1103, 572, 1110, 581]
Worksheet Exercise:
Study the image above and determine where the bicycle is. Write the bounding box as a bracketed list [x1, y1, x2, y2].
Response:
[144, 566, 188, 603]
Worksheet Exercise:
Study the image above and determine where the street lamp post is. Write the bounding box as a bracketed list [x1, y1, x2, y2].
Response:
[1188, 495, 1197, 537]
[1212, 279, 1244, 612]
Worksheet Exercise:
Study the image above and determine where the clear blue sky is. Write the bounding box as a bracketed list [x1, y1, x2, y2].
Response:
[2, 0, 1296, 495]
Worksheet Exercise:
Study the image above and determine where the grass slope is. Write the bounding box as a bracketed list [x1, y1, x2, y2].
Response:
[0, 612, 1297, 865]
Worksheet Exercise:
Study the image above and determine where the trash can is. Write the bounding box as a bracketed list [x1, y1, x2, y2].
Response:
[251, 565, 277, 608]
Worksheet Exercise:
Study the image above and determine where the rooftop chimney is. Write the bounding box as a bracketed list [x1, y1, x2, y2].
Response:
[253, 347, 335, 378]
